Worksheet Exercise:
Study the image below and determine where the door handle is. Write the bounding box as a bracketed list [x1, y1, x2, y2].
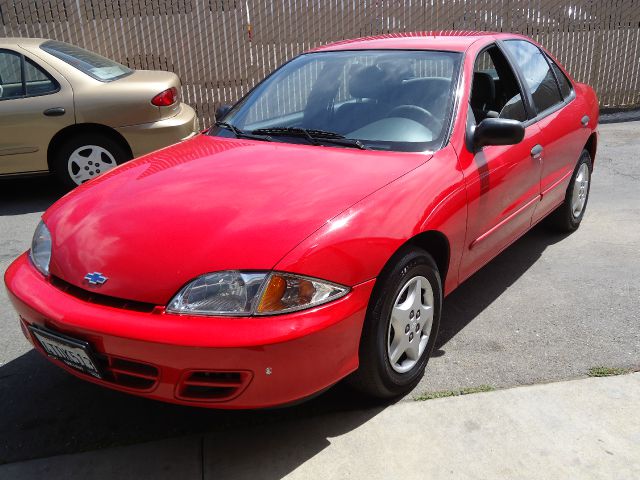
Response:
[581, 115, 590, 127]
[43, 107, 65, 117]
[530, 144, 543, 159]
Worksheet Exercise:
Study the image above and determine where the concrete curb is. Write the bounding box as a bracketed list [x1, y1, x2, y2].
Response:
[2, 373, 638, 479]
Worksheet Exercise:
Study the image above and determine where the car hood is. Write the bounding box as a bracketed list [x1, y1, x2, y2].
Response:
[44, 135, 431, 304]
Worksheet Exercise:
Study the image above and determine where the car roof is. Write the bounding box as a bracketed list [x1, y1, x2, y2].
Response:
[310, 31, 523, 53]
[0, 37, 48, 48]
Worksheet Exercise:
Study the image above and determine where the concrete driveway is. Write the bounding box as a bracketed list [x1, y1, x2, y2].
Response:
[1, 121, 638, 464]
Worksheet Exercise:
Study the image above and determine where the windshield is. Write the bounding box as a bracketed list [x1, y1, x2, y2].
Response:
[40, 40, 133, 82]
[212, 50, 462, 152]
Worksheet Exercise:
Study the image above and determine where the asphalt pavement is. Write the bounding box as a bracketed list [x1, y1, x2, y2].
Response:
[0, 121, 639, 465]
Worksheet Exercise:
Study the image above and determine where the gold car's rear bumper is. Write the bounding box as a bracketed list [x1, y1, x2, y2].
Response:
[116, 103, 199, 158]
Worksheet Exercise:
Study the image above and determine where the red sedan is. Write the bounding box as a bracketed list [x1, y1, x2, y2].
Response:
[5, 32, 598, 408]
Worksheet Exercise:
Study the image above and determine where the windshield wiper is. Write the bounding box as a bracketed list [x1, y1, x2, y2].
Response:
[214, 121, 272, 142]
[251, 127, 367, 150]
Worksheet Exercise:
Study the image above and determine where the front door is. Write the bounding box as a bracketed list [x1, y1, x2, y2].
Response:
[458, 44, 543, 282]
[0, 48, 74, 174]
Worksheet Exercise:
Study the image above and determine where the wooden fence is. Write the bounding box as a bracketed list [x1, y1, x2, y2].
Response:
[2, 0, 639, 127]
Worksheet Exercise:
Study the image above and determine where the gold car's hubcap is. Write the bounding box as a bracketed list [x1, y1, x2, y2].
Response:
[68, 145, 117, 185]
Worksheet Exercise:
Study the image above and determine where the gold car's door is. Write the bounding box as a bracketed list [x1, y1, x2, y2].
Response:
[0, 48, 74, 174]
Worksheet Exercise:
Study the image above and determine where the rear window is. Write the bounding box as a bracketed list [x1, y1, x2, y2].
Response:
[40, 40, 133, 82]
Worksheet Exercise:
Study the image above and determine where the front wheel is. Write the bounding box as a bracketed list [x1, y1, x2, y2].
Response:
[348, 248, 442, 399]
[52, 133, 130, 189]
[546, 149, 593, 232]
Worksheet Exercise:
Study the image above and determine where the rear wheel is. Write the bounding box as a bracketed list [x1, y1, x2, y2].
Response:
[349, 248, 442, 399]
[52, 133, 130, 189]
[546, 149, 592, 232]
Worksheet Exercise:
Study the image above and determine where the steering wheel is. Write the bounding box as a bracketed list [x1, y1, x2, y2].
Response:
[388, 105, 440, 133]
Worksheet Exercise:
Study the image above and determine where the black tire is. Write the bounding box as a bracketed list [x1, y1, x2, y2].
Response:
[546, 149, 593, 232]
[348, 247, 442, 399]
[52, 133, 130, 189]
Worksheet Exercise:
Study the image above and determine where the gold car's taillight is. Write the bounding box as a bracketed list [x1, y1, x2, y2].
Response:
[151, 87, 178, 106]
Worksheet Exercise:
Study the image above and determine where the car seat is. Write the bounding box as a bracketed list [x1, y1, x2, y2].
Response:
[470, 72, 497, 122]
[332, 65, 393, 134]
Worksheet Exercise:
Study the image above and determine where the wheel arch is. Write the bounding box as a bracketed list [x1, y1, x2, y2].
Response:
[47, 123, 133, 172]
[584, 132, 597, 167]
[406, 230, 450, 285]
[377, 230, 451, 288]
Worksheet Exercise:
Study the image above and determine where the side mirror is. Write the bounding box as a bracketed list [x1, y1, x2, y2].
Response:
[215, 104, 233, 121]
[472, 118, 525, 151]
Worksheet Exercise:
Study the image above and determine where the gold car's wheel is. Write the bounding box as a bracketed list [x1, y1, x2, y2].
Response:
[53, 133, 130, 189]
[67, 145, 117, 185]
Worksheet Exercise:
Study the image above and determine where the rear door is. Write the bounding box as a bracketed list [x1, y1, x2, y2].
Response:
[501, 40, 587, 224]
[0, 47, 74, 174]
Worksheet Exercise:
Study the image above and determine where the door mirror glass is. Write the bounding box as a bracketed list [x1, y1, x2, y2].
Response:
[473, 118, 525, 150]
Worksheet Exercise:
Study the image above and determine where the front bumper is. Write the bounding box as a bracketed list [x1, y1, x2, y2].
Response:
[5, 253, 373, 408]
[117, 103, 199, 158]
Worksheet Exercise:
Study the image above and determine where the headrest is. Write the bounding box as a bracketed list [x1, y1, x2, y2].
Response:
[401, 77, 451, 97]
[471, 72, 496, 109]
[348, 65, 388, 99]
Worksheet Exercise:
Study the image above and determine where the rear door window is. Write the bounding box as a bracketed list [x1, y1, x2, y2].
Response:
[546, 55, 573, 99]
[503, 40, 563, 115]
[24, 58, 58, 96]
[0, 50, 59, 99]
[0, 50, 25, 99]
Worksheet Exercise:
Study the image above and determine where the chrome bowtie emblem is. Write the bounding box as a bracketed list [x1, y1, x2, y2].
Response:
[84, 272, 108, 286]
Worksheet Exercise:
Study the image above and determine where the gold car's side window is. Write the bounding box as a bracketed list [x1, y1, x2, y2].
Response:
[24, 58, 58, 96]
[0, 50, 58, 100]
[0, 50, 25, 99]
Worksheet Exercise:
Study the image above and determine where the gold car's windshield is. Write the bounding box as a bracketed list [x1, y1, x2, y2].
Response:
[214, 50, 462, 152]
[40, 40, 133, 82]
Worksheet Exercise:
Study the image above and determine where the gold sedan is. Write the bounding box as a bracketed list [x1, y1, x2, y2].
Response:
[0, 38, 199, 187]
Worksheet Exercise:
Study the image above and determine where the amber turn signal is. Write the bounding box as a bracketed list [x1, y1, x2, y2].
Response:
[257, 274, 287, 313]
[256, 273, 349, 315]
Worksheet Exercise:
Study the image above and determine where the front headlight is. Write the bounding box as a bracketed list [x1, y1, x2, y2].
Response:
[166, 271, 349, 316]
[29, 221, 52, 276]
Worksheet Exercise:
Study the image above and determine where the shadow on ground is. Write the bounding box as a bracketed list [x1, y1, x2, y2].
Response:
[436, 223, 569, 353]
[0, 176, 64, 215]
[0, 223, 570, 473]
[0, 350, 386, 467]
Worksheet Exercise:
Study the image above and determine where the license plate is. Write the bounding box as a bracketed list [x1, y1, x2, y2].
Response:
[29, 326, 102, 379]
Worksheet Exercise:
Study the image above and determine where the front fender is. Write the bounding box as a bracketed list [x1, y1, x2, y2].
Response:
[274, 144, 467, 295]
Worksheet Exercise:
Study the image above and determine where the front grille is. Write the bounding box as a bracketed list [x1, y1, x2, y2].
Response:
[176, 370, 252, 402]
[95, 354, 159, 391]
[50, 276, 156, 313]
